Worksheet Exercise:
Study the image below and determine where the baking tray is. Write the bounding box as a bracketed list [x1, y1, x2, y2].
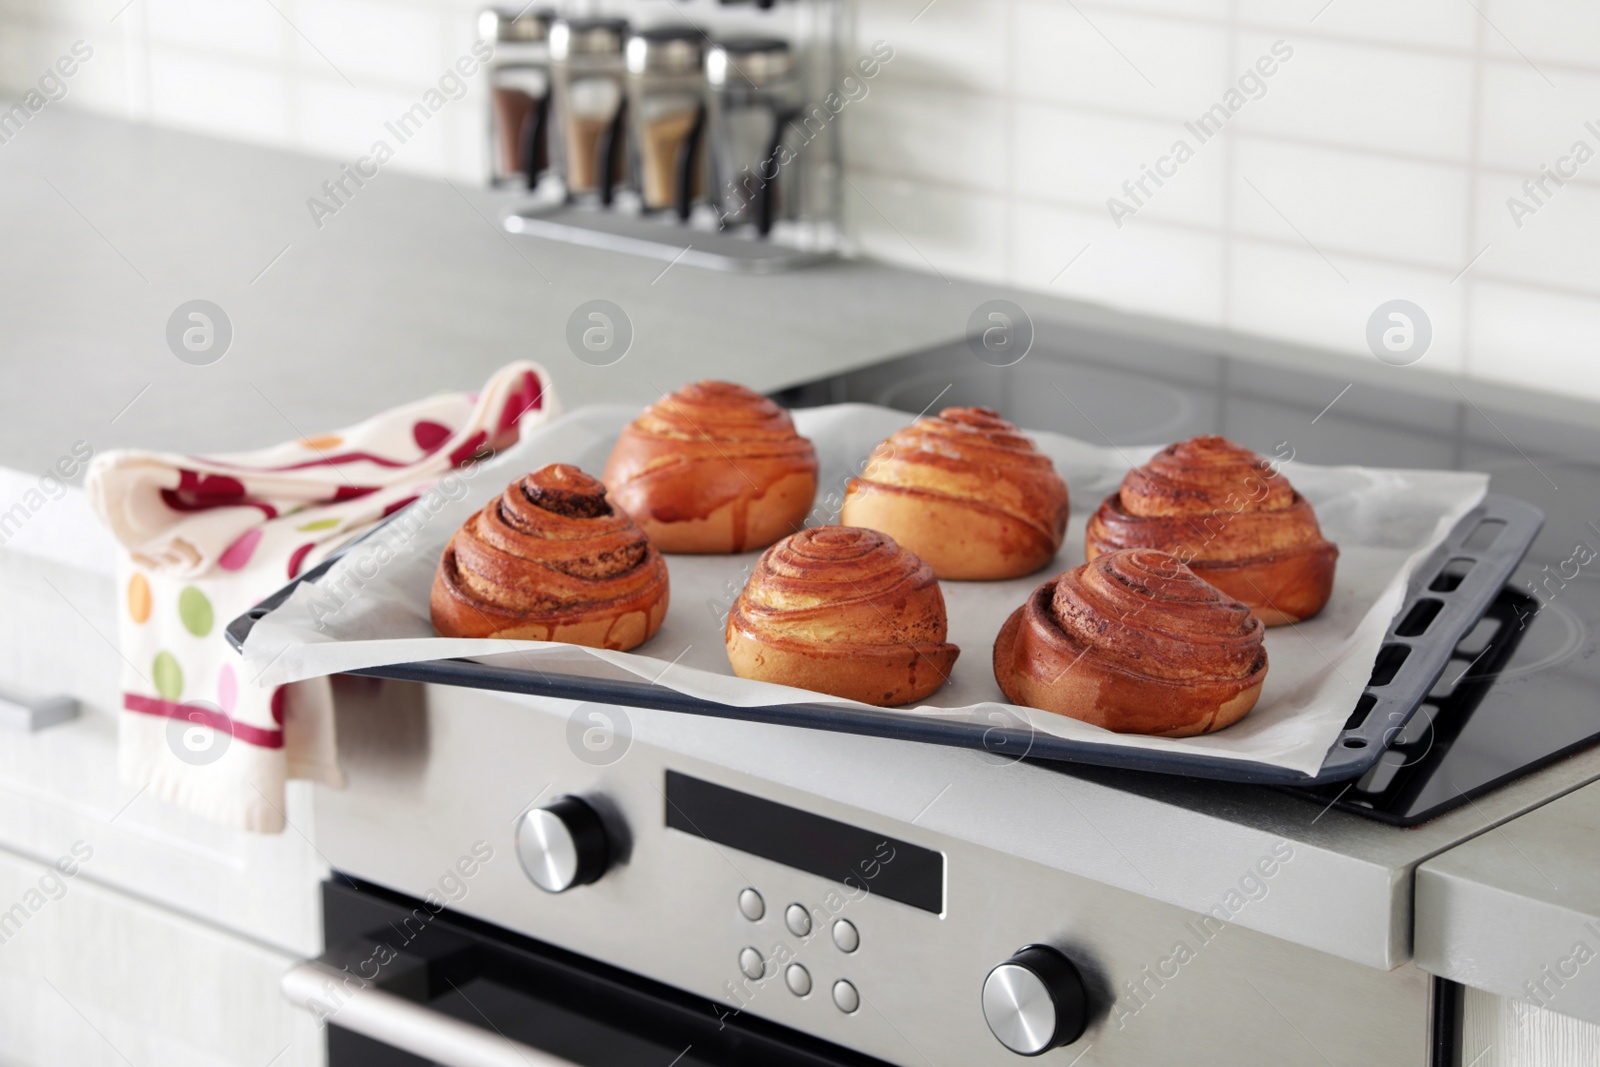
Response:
[227, 493, 1542, 786]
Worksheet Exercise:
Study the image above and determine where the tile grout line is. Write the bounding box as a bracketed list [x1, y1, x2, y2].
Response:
[1460, 5, 1489, 380]
[851, 115, 1600, 200]
[134, 0, 152, 121]
[1003, 0, 1018, 285]
[1220, 0, 1240, 332]
[283, 0, 304, 153]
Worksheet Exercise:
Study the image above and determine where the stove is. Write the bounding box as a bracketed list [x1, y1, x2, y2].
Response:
[775, 328, 1600, 826]
[292, 321, 1600, 1067]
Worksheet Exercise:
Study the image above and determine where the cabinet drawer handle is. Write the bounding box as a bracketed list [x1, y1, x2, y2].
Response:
[0, 690, 76, 732]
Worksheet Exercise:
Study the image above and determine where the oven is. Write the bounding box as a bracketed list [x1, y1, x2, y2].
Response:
[298, 677, 1454, 1067]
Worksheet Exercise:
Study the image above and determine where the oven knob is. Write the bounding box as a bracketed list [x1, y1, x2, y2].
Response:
[515, 796, 610, 893]
[982, 945, 1089, 1056]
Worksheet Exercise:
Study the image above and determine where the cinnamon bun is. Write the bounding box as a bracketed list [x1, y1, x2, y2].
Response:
[1086, 436, 1337, 625]
[725, 526, 959, 706]
[602, 381, 818, 554]
[431, 464, 669, 649]
[993, 548, 1268, 735]
[840, 407, 1069, 580]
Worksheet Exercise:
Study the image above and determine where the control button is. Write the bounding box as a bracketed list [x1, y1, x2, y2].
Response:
[738, 888, 765, 922]
[982, 945, 1090, 1055]
[515, 795, 611, 894]
[738, 947, 765, 981]
[832, 979, 860, 1014]
[785, 963, 812, 997]
[784, 903, 812, 938]
[831, 918, 859, 953]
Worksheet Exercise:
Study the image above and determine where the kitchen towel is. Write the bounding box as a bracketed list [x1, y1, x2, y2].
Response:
[86, 362, 560, 833]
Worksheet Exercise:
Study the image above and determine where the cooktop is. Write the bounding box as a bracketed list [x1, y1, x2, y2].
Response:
[774, 324, 1600, 826]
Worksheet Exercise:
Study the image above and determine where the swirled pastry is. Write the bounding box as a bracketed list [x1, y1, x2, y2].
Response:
[993, 548, 1267, 735]
[840, 407, 1069, 579]
[1086, 436, 1338, 625]
[431, 464, 669, 649]
[725, 526, 959, 706]
[602, 381, 818, 554]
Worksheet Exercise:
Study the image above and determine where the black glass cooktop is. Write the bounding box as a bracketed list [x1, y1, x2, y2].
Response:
[776, 323, 1600, 826]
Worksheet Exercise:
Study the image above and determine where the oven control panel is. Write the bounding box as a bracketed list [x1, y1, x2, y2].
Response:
[503, 770, 1099, 1060]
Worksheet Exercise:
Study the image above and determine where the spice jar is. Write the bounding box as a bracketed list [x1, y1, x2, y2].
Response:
[551, 16, 630, 202]
[707, 38, 801, 235]
[625, 27, 708, 219]
[481, 7, 556, 190]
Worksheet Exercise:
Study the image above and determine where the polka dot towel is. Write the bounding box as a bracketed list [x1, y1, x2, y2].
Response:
[86, 362, 561, 833]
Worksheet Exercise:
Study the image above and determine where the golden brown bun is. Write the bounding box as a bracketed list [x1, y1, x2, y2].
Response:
[725, 526, 958, 706]
[431, 464, 668, 650]
[1085, 436, 1338, 625]
[840, 406, 1069, 580]
[993, 548, 1267, 736]
[602, 381, 818, 554]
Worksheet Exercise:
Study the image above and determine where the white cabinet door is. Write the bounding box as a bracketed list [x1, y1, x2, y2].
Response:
[0, 844, 324, 1067]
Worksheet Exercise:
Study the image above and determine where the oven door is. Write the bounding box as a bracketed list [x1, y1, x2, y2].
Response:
[298, 877, 892, 1067]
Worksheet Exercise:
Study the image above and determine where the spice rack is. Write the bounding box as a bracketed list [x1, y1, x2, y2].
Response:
[482, 0, 846, 272]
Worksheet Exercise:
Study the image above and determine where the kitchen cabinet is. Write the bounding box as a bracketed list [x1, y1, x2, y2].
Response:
[1417, 780, 1600, 1062]
[0, 477, 326, 1066]
[0, 845, 321, 1066]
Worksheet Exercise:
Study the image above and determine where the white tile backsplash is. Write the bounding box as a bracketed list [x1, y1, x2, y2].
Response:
[1011, 200, 1227, 325]
[1473, 179, 1600, 294]
[1079, 0, 1231, 19]
[5, 0, 1600, 400]
[1013, 102, 1228, 227]
[1238, 0, 1479, 52]
[1480, 0, 1600, 71]
[844, 170, 1009, 281]
[855, 0, 1007, 94]
[1469, 280, 1600, 390]
[289, 0, 448, 85]
[1476, 61, 1600, 176]
[1232, 33, 1476, 161]
[1232, 139, 1470, 268]
[143, 0, 285, 63]
[845, 77, 1009, 193]
[1013, 3, 1231, 121]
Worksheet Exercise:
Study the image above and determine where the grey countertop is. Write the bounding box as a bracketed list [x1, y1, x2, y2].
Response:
[6, 109, 1600, 989]
[4, 108, 1595, 478]
[1416, 780, 1600, 1023]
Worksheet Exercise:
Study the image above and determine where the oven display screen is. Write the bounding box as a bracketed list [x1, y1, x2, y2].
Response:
[663, 771, 944, 914]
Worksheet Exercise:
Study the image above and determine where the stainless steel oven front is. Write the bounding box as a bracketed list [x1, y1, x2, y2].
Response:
[295, 677, 1443, 1067]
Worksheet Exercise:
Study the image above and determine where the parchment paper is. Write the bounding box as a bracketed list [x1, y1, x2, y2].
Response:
[243, 404, 1488, 776]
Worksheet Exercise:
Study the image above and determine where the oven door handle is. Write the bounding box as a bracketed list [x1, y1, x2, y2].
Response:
[282, 959, 582, 1067]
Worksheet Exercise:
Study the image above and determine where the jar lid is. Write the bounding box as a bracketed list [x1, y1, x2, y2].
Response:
[478, 7, 556, 44]
[626, 27, 707, 76]
[707, 37, 793, 87]
[551, 17, 630, 60]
